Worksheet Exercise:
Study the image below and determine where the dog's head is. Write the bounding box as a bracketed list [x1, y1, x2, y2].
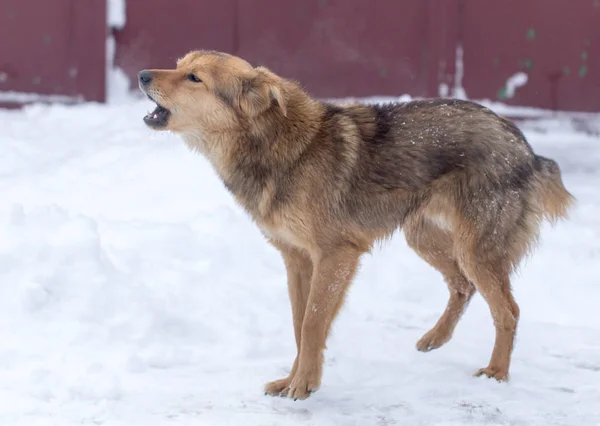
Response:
[137, 50, 287, 134]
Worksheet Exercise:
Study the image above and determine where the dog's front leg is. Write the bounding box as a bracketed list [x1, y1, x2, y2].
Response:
[264, 244, 312, 396]
[287, 244, 362, 400]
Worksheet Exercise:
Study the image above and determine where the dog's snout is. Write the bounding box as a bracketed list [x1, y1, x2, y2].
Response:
[138, 70, 153, 86]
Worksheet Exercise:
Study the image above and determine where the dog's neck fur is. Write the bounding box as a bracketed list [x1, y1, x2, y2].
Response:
[181, 83, 323, 220]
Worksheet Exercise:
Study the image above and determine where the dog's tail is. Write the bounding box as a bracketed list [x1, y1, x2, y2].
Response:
[532, 155, 575, 223]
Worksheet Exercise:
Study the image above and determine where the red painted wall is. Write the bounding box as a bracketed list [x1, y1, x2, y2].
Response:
[461, 0, 600, 112]
[233, 0, 458, 99]
[114, 0, 459, 101]
[0, 0, 106, 105]
[114, 0, 236, 79]
[2, 0, 599, 111]
[113, 0, 600, 111]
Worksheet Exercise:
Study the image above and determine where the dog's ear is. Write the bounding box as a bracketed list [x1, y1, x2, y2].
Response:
[239, 67, 287, 117]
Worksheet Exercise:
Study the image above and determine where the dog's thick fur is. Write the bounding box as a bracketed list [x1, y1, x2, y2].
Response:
[138, 50, 574, 400]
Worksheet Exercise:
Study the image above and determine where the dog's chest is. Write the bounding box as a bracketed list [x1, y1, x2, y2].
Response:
[258, 223, 307, 250]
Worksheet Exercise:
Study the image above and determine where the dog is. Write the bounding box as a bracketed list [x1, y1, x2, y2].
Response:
[137, 50, 574, 400]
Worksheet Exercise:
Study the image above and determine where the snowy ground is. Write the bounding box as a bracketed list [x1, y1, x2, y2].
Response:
[1, 98, 599, 426]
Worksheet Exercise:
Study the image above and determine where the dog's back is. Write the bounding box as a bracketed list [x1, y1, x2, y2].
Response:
[340, 99, 533, 191]
[316, 99, 573, 263]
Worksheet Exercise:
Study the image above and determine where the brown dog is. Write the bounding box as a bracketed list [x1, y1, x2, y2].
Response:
[138, 50, 574, 400]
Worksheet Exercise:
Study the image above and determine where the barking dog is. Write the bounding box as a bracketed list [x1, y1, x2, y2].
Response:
[138, 50, 574, 400]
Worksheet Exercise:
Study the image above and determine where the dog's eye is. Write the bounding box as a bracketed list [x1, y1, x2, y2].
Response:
[186, 73, 202, 83]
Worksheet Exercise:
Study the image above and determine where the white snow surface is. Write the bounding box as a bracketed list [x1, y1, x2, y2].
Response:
[1, 98, 599, 426]
[504, 72, 528, 99]
[0, 91, 83, 104]
[107, 0, 126, 29]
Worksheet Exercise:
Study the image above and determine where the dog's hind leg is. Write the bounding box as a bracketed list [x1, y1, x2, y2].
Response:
[404, 216, 476, 352]
[457, 253, 519, 382]
[454, 208, 522, 382]
[452, 186, 535, 381]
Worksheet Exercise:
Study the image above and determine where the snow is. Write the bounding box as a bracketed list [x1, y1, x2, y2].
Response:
[107, 0, 126, 30]
[503, 72, 528, 99]
[0, 97, 599, 425]
[439, 82, 450, 98]
[105, 36, 131, 104]
[106, 0, 130, 103]
[452, 44, 467, 100]
[0, 91, 82, 104]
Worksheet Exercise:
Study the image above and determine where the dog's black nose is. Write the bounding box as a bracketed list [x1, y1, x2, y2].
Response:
[138, 70, 153, 86]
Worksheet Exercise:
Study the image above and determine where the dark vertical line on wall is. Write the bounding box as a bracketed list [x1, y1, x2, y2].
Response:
[457, 0, 465, 46]
[66, 0, 76, 89]
[453, 0, 465, 98]
[232, 0, 239, 55]
[425, 0, 461, 98]
[425, 0, 439, 98]
[422, 0, 431, 97]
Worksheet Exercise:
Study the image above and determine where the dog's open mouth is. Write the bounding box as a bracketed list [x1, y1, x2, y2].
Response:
[143, 102, 171, 128]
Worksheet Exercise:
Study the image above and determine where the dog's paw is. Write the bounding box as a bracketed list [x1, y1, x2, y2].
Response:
[264, 377, 292, 397]
[474, 366, 509, 382]
[286, 369, 320, 401]
[416, 329, 451, 352]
